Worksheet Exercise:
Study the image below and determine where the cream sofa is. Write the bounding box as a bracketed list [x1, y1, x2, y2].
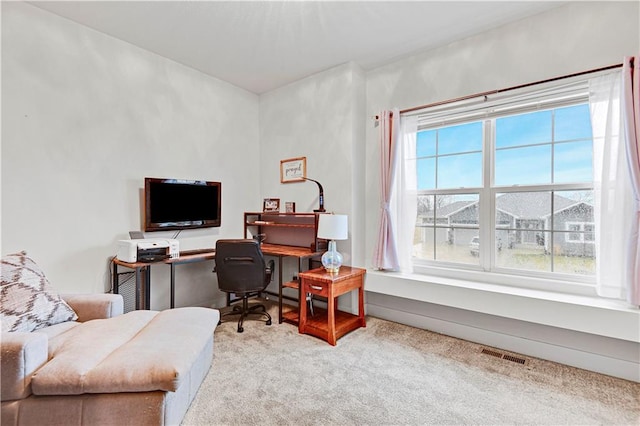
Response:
[1, 293, 219, 426]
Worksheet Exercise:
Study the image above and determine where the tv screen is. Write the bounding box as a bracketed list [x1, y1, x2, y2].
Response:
[144, 178, 221, 231]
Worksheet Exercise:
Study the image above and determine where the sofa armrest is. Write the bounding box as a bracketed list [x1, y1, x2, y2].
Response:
[61, 294, 124, 322]
[1, 332, 48, 401]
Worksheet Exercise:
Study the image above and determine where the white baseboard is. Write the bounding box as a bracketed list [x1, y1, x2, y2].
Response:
[367, 303, 640, 382]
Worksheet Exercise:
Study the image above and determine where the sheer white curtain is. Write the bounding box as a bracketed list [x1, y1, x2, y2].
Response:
[390, 115, 418, 273]
[621, 56, 640, 305]
[590, 71, 635, 301]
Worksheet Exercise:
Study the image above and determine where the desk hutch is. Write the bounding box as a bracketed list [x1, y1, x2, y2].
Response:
[244, 211, 326, 324]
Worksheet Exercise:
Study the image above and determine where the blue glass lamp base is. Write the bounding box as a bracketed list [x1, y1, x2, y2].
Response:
[322, 240, 343, 273]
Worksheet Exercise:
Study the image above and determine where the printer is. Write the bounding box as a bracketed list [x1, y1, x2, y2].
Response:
[116, 239, 179, 263]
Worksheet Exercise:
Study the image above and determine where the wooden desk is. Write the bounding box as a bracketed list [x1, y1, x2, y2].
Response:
[112, 249, 216, 310]
[112, 244, 317, 314]
[258, 243, 321, 324]
[298, 266, 366, 345]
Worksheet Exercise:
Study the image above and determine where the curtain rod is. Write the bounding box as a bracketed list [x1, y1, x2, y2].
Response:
[391, 62, 624, 117]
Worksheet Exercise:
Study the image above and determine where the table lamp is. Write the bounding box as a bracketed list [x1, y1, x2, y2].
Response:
[317, 214, 348, 273]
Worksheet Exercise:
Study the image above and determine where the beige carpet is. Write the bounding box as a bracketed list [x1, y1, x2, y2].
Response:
[182, 301, 639, 425]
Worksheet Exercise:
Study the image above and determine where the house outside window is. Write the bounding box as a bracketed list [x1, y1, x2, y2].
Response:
[410, 83, 597, 291]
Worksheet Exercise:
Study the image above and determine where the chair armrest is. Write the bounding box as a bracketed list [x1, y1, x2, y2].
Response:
[265, 259, 275, 285]
[1, 332, 48, 401]
[61, 294, 124, 322]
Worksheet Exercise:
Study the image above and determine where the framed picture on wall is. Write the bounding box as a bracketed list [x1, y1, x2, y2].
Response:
[263, 198, 280, 212]
[280, 157, 306, 183]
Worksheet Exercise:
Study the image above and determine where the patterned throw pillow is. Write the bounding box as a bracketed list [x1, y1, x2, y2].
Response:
[1, 251, 77, 332]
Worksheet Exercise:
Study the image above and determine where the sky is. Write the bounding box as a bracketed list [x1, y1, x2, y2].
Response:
[415, 104, 593, 192]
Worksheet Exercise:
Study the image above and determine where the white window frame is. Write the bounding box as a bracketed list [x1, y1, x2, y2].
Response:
[409, 79, 597, 295]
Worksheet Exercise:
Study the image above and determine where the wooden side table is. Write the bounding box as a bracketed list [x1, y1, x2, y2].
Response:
[298, 266, 366, 345]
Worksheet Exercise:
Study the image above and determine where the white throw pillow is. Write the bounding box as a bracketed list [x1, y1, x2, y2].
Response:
[1, 251, 77, 332]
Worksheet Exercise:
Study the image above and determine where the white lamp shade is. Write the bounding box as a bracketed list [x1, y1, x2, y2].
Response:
[317, 214, 348, 240]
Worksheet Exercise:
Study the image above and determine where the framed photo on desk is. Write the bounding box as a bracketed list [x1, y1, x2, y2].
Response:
[263, 198, 280, 212]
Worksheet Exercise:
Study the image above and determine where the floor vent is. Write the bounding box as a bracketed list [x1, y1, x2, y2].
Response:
[481, 348, 504, 358]
[481, 348, 528, 365]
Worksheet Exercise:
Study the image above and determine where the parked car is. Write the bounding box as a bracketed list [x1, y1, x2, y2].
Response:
[469, 236, 479, 256]
[469, 236, 502, 256]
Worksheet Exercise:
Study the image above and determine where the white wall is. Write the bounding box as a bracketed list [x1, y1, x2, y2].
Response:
[1, 2, 260, 310]
[364, 1, 640, 381]
[258, 62, 366, 308]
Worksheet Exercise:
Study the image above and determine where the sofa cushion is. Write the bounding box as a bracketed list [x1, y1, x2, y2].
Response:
[37, 321, 80, 340]
[1, 251, 77, 333]
[31, 307, 219, 395]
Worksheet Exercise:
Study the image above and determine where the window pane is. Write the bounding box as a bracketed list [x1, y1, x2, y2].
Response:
[413, 226, 435, 260]
[496, 231, 551, 272]
[554, 104, 592, 141]
[552, 190, 594, 230]
[553, 233, 596, 275]
[434, 195, 479, 264]
[415, 194, 479, 265]
[496, 192, 552, 231]
[554, 141, 593, 183]
[417, 158, 436, 190]
[436, 194, 479, 224]
[435, 227, 480, 265]
[438, 153, 482, 188]
[417, 130, 436, 157]
[496, 110, 552, 148]
[495, 145, 551, 186]
[438, 122, 483, 155]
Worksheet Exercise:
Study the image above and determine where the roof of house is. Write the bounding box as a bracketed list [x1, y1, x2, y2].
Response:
[423, 192, 591, 220]
[436, 200, 476, 217]
[496, 192, 578, 219]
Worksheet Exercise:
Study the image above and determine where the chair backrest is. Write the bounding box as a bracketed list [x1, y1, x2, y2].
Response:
[214, 239, 271, 294]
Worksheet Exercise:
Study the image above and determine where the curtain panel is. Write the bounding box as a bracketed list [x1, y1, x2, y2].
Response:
[591, 57, 640, 306]
[621, 56, 640, 306]
[392, 115, 418, 273]
[590, 71, 630, 300]
[372, 109, 400, 270]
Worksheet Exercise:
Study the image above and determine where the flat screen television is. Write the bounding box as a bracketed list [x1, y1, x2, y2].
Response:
[144, 177, 221, 231]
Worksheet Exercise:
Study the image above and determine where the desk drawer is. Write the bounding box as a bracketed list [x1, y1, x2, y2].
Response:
[304, 280, 329, 297]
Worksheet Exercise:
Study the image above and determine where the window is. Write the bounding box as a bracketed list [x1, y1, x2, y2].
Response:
[410, 84, 597, 288]
[565, 222, 595, 243]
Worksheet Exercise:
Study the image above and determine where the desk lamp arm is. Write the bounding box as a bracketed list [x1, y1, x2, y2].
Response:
[301, 177, 326, 213]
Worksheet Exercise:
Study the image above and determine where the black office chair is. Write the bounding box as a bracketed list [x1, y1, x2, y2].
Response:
[214, 239, 274, 333]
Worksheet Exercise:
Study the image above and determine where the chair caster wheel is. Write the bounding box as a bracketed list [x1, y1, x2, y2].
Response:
[237, 327, 244, 333]
[266, 319, 272, 326]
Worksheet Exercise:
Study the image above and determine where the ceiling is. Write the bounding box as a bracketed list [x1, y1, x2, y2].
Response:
[30, 1, 565, 94]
